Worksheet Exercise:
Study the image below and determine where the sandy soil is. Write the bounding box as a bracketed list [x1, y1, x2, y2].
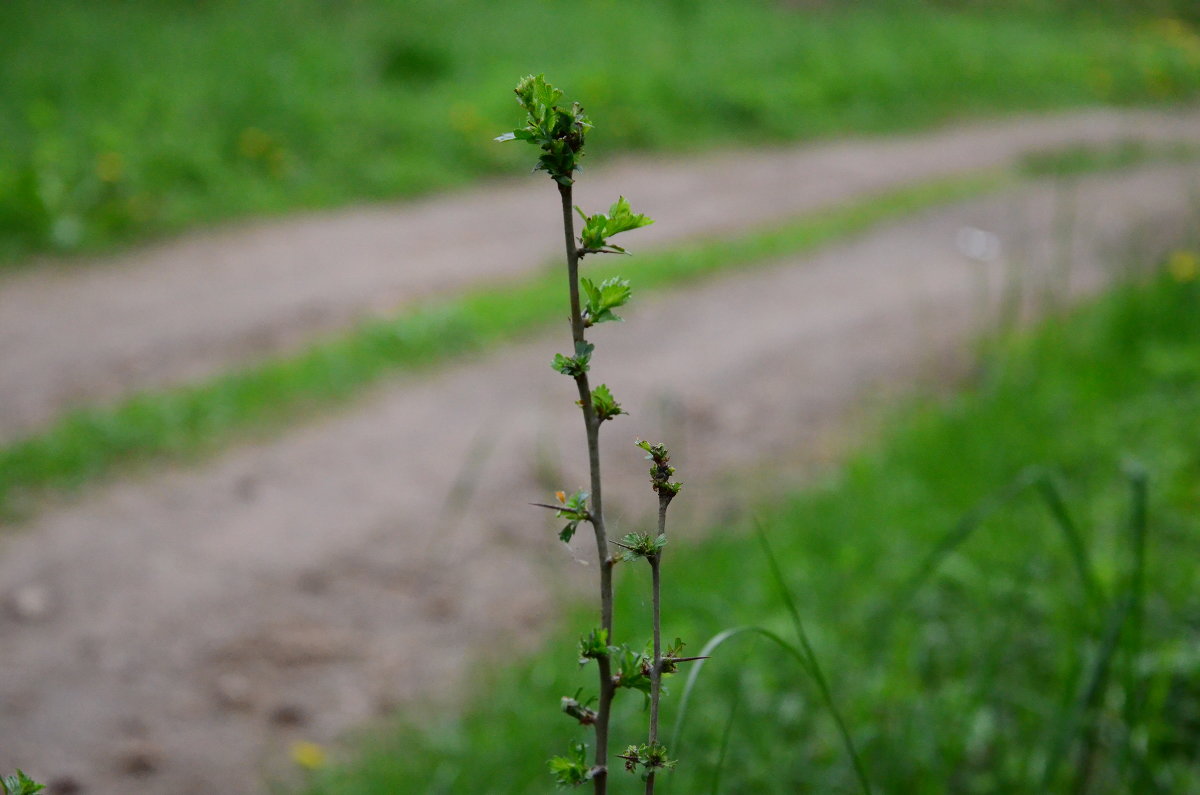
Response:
[0, 113, 1198, 794]
[1, 108, 1198, 441]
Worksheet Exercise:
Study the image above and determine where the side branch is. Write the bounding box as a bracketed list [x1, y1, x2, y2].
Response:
[645, 492, 672, 794]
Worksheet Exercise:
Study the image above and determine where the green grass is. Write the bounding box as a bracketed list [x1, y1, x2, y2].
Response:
[295, 262, 1200, 794]
[2, 0, 1200, 263]
[0, 171, 1008, 519]
[1019, 139, 1200, 178]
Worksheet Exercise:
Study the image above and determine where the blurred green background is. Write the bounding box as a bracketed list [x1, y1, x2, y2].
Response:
[2, 0, 1199, 264]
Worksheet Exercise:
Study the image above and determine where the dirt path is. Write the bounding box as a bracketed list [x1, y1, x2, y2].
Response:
[1, 151, 1197, 793]
[1, 108, 1199, 441]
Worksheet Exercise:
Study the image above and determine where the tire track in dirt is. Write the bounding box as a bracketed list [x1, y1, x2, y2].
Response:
[1, 160, 1196, 793]
[1, 108, 1198, 441]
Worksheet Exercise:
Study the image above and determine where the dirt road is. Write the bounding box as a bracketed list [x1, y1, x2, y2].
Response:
[1, 108, 1198, 441]
[0, 112, 1198, 794]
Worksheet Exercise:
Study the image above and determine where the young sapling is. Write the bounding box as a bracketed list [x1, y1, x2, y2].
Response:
[498, 74, 698, 792]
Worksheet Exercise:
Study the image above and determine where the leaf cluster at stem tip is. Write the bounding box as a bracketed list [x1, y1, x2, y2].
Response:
[636, 438, 683, 498]
[495, 74, 591, 186]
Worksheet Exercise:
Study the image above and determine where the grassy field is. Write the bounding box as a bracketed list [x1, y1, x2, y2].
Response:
[296, 254, 1200, 793]
[2, 0, 1199, 263]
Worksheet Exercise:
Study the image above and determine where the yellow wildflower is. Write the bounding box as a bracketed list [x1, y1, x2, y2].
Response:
[1167, 250, 1198, 283]
[290, 740, 327, 770]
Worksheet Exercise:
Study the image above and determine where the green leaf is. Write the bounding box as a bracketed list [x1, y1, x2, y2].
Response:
[581, 277, 632, 326]
[616, 531, 664, 562]
[546, 488, 589, 542]
[576, 197, 653, 254]
[548, 741, 592, 788]
[578, 628, 612, 664]
[581, 276, 602, 309]
[618, 742, 676, 774]
[598, 278, 632, 309]
[612, 645, 652, 698]
[1, 772, 45, 795]
[515, 74, 562, 121]
[635, 438, 682, 496]
[604, 196, 654, 236]
[551, 341, 594, 377]
[500, 75, 590, 184]
[587, 383, 626, 422]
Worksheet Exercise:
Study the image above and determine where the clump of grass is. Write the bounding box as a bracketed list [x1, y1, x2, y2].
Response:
[298, 261, 1200, 793]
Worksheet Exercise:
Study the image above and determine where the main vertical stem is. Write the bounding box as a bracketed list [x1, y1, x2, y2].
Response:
[559, 182, 614, 793]
[645, 496, 668, 794]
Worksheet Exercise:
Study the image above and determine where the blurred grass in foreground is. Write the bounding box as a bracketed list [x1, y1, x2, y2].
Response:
[298, 258, 1200, 793]
[2, 0, 1200, 263]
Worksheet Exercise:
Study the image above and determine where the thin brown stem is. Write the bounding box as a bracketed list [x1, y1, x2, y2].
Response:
[559, 181, 614, 792]
[645, 495, 670, 794]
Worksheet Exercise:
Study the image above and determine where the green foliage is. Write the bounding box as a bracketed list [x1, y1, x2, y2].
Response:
[612, 646, 653, 698]
[0, 772, 44, 795]
[587, 384, 626, 423]
[496, 74, 591, 185]
[636, 439, 683, 498]
[551, 341, 594, 378]
[618, 743, 676, 775]
[659, 638, 689, 676]
[615, 532, 668, 563]
[581, 277, 633, 326]
[544, 488, 590, 544]
[577, 197, 654, 254]
[548, 741, 594, 788]
[578, 628, 613, 665]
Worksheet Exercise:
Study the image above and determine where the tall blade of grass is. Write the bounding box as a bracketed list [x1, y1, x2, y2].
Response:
[708, 689, 742, 795]
[671, 626, 781, 754]
[1119, 460, 1152, 790]
[670, 618, 871, 793]
[875, 466, 1044, 638]
[1034, 472, 1105, 612]
[754, 520, 872, 795]
[884, 466, 1106, 632]
[1038, 594, 1129, 790]
[1042, 464, 1155, 794]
